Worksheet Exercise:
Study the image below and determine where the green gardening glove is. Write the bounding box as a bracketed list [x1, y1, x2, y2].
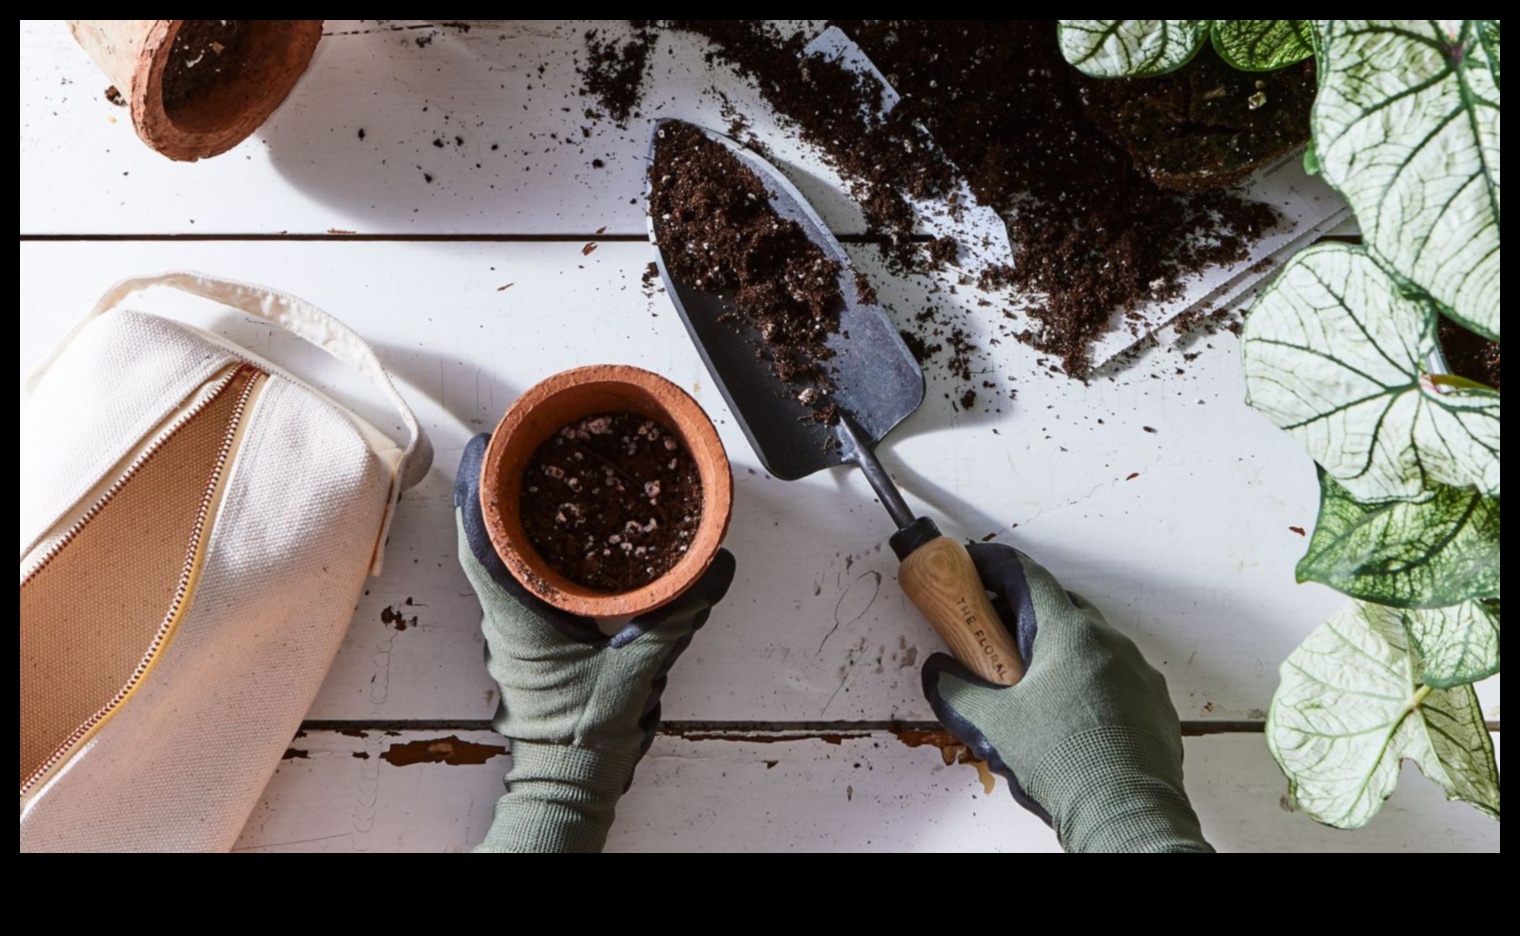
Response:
[922, 545, 1213, 854]
[456, 434, 736, 854]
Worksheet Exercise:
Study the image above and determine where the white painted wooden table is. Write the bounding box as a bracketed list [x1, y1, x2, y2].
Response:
[19, 20, 1499, 853]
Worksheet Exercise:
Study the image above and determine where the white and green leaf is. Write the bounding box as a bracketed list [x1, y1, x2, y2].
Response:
[1243, 244, 1501, 502]
[1404, 600, 1501, 689]
[1268, 601, 1501, 829]
[1212, 21, 1316, 72]
[1299, 472, 1501, 608]
[1313, 20, 1501, 340]
[1057, 20, 1210, 78]
[1479, 20, 1500, 88]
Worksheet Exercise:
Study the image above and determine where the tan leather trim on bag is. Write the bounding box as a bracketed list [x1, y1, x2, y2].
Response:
[19, 366, 265, 795]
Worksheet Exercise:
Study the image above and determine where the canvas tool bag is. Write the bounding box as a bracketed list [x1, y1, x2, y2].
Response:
[19, 273, 431, 853]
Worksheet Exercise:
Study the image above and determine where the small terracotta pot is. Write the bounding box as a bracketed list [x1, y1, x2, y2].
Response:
[481, 366, 734, 619]
[68, 20, 324, 162]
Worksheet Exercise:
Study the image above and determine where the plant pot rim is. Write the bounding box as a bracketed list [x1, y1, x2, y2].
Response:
[71, 20, 324, 162]
[480, 365, 734, 620]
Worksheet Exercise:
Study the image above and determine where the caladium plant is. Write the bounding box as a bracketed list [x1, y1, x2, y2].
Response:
[1058, 19, 1501, 831]
[1057, 20, 1314, 77]
[1269, 603, 1499, 829]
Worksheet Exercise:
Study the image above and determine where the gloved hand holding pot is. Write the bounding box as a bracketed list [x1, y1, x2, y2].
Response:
[458, 365, 736, 853]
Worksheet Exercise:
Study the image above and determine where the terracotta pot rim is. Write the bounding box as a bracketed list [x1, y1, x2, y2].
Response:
[480, 365, 734, 620]
[90, 19, 325, 162]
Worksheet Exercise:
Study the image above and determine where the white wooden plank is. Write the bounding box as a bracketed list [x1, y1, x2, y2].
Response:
[21, 19, 867, 237]
[19, 241, 1500, 724]
[237, 730, 1501, 853]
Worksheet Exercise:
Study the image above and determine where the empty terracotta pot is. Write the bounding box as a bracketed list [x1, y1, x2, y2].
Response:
[481, 366, 734, 619]
[68, 20, 324, 162]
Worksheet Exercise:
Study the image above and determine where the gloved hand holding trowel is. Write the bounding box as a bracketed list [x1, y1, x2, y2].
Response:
[456, 122, 1211, 854]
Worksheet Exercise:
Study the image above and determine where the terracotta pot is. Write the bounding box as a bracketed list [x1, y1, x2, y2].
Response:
[68, 20, 324, 162]
[481, 366, 734, 619]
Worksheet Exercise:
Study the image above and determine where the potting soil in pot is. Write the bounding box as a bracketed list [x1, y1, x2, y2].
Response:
[1078, 47, 1317, 194]
[520, 413, 704, 594]
[1440, 320, 1502, 392]
[649, 121, 848, 421]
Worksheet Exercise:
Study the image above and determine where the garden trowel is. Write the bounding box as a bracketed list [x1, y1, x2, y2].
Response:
[647, 120, 1023, 686]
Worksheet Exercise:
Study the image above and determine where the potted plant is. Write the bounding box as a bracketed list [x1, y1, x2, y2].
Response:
[1059, 19, 1500, 829]
[480, 365, 734, 619]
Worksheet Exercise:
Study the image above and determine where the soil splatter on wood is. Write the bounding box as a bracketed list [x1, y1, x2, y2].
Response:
[580, 22, 657, 125]
[594, 21, 1300, 380]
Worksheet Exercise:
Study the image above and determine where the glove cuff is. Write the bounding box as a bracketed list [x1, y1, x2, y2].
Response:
[474, 742, 643, 854]
[1029, 727, 1214, 854]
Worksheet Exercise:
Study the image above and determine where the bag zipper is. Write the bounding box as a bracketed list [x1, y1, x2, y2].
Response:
[19, 364, 265, 800]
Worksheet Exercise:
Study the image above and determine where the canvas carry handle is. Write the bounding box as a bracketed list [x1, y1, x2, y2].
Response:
[25, 272, 433, 573]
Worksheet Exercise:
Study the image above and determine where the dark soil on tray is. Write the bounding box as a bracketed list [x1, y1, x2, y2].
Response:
[650, 121, 846, 412]
[1440, 320, 1501, 391]
[163, 20, 254, 113]
[521, 413, 704, 594]
[586, 21, 1304, 380]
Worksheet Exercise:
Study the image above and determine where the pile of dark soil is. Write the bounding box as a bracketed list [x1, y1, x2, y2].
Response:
[521, 413, 704, 593]
[587, 21, 1305, 380]
[650, 122, 846, 408]
[163, 20, 254, 113]
[835, 20, 1283, 377]
[663, 20, 956, 272]
[1440, 320, 1501, 391]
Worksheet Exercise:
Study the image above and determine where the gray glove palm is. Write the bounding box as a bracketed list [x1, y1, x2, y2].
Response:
[922, 545, 1212, 854]
[456, 434, 735, 853]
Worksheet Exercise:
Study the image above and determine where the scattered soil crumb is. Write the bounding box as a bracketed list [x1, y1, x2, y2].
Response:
[854, 271, 878, 306]
[580, 22, 657, 125]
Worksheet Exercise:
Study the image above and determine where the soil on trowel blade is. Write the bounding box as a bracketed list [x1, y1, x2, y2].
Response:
[650, 121, 847, 418]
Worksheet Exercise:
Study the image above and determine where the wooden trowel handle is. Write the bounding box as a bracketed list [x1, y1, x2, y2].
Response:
[899, 536, 1025, 687]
